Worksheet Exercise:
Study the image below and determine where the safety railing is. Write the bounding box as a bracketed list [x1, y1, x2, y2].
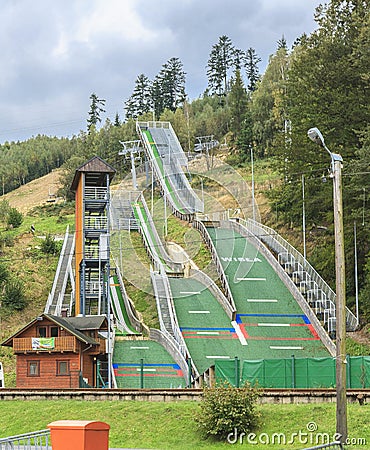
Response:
[13, 336, 77, 353]
[192, 219, 236, 313]
[137, 121, 203, 218]
[302, 442, 343, 449]
[0, 429, 51, 450]
[44, 226, 73, 314]
[149, 328, 191, 386]
[139, 193, 183, 273]
[243, 219, 358, 332]
[113, 263, 148, 335]
[84, 215, 108, 230]
[110, 190, 140, 231]
[150, 264, 198, 379]
[84, 186, 108, 200]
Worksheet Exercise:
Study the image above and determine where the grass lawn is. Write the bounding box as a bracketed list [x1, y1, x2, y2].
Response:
[0, 400, 369, 449]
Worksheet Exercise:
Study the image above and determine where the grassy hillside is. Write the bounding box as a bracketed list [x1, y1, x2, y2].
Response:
[1, 400, 369, 449]
[0, 171, 75, 385]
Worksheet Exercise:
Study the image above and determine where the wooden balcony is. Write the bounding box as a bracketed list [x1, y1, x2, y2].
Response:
[12, 336, 107, 354]
[13, 336, 78, 353]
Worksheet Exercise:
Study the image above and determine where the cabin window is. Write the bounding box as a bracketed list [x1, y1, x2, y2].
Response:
[50, 327, 59, 337]
[37, 325, 59, 338]
[37, 327, 47, 338]
[57, 360, 70, 376]
[28, 361, 40, 377]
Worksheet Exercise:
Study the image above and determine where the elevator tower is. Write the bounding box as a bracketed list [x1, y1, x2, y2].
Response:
[70, 156, 116, 316]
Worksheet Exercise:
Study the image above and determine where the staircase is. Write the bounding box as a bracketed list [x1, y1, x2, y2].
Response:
[151, 272, 175, 336]
[111, 194, 138, 231]
[45, 230, 75, 316]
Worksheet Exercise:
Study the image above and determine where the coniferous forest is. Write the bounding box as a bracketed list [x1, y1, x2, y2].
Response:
[0, 0, 369, 324]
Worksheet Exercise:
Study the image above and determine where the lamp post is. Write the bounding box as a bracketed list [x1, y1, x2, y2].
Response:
[307, 127, 347, 442]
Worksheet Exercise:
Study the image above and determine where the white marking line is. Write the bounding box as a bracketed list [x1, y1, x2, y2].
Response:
[197, 331, 219, 335]
[247, 299, 278, 303]
[206, 356, 231, 359]
[180, 291, 201, 294]
[237, 277, 266, 281]
[258, 323, 290, 327]
[136, 368, 156, 372]
[231, 321, 248, 346]
[189, 310, 210, 314]
[270, 346, 303, 350]
[130, 346, 150, 349]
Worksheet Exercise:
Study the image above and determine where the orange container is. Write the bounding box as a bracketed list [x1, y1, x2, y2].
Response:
[48, 420, 110, 450]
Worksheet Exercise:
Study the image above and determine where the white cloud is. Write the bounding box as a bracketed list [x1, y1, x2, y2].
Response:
[0, 0, 322, 143]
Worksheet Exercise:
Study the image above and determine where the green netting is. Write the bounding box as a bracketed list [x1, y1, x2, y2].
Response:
[215, 358, 240, 387]
[294, 357, 336, 388]
[215, 356, 370, 388]
[347, 356, 370, 388]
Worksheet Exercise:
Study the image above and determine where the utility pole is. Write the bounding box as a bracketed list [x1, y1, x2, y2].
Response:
[302, 174, 306, 261]
[308, 127, 347, 443]
[250, 145, 256, 222]
[332, 155, 347, 442]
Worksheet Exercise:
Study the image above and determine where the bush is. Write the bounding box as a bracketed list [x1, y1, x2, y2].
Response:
[0, 262, 9, 285]
[2, 279, 27, 310]
[6, 207, 23, 229]
[196, 381, 260, 440]
[40, 233, 60, 255]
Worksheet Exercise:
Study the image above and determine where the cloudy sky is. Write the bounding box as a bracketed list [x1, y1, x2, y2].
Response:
[0, 0, 323, 144]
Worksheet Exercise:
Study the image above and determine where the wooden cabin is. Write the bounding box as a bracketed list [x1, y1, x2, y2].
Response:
[1, 314, 108, 388]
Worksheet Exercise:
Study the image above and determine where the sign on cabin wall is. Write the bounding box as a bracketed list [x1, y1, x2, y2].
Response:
[31, 337, 55, 350]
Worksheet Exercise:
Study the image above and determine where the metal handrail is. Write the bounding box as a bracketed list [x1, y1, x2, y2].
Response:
[243, 219, 358, 331]
[0, 429, 51, 449]
[193, 219, 236, 312]
[84, 186, 108, 200]
[136, 121, 203, 216]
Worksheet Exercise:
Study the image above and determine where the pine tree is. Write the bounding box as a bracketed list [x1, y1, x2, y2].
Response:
[233, 48, 246, 71]
[277, 35, 287, 50]
[207, 35, 235, 97]
[125, 74, 152, 119]
[151, 58, 186, 117]
[229, 70, 249, 136]
[244, 48, 261, 91]
[114, 113, 121, 127]
[87, 93, 106, 130]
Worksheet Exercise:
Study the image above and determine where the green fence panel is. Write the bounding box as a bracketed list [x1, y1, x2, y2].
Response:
[264, 358, 293, 388]
[348, 356, 370, 388]
[307, 357, 336, 388]
[215, 360, 240, 386]
[240, 360, 264, 387]
[289, 357, 336, 388]
[219, 356, 370, 389]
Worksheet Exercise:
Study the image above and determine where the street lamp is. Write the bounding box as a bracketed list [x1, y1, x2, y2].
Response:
[307, 127, 347, 443]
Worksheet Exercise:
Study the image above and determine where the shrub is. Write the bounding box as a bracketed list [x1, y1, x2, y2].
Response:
[0, 262, 9, 285]
[40, 234, 60, 255]
[6, 207, 23, 229]
[2, 279, 27, 310]
[196, 381, 260, 440]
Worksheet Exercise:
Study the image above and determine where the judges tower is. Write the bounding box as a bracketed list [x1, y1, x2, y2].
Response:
[70, 156, 116, 316]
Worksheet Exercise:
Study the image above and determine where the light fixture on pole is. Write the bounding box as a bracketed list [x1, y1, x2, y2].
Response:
[307, 127, 347, 443]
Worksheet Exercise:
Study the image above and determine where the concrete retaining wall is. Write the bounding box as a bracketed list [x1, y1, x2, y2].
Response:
[0, 389, 368, 404]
